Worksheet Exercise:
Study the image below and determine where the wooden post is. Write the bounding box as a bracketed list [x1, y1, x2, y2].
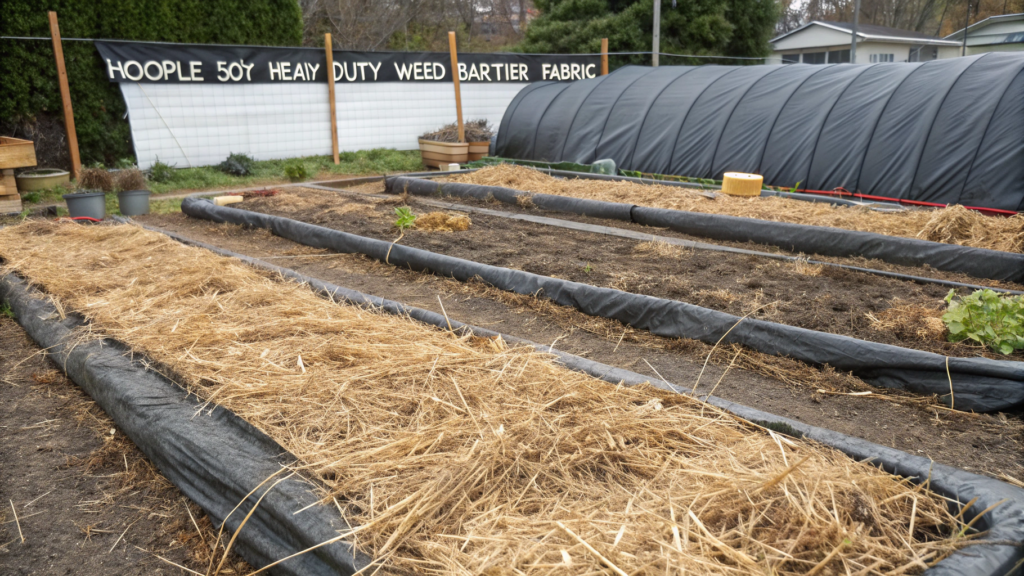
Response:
[324, 33, 340, 164]
[447, 31, 465, 143]
[601, 38, 609, 75]
[48, 11, 81, 180]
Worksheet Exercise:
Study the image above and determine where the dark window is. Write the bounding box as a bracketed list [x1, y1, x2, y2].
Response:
[828, 49, 850, 63]
[782, 53, 800, 64]
[803, 51, 826, 64]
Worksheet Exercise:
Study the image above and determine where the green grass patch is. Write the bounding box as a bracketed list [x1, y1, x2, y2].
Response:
[147, 149, 423, 194]
[0, 302, 14, 319]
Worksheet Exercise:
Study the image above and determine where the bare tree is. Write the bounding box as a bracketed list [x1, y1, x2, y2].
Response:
[300, 0, 441, 50]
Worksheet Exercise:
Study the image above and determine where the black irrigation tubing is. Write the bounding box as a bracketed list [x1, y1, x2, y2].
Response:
[387, 175, 1024, 283]
[180, 197, 1024, 412]
[307, 181, 1024, 296]
[94, 219, 1024, 574]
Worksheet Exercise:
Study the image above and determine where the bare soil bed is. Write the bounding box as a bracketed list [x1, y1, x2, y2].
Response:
[0, 221, 994, 574]
[447, 165, 1024, 253]
[0, 316, 248, 575]
[240, 187, 1023, 362]
[136, 212, 1024, 483]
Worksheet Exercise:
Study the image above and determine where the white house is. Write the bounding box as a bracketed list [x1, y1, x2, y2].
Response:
[945, 13, 1024, 55]
[769, 21, 962, 64]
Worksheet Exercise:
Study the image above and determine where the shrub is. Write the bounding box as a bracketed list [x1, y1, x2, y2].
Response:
[284, 161, 309, 182]
[217, 153, 256, 177]
[943, 288, 1024, 355]
[149, 160, 174, 183]
[0, 1, 303, 167]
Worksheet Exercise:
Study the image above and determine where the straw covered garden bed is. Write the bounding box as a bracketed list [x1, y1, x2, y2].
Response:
[0, 222, 982, 574]
[237, 187, 1022, 361]
[447, 165, 1024, 253]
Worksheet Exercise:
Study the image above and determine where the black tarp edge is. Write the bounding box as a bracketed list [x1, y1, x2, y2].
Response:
[0, 273, 371, 576]
[180, 197, 1024, 412]
[130, 221, 1024, 576]
[386, 175, 1024, 283]
[308, 182, 1023, 296]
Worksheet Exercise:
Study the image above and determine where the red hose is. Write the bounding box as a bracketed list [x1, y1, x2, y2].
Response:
[789, 187, 1019, 217]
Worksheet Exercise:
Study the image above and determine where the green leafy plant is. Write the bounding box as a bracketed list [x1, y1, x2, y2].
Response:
[149, 160, 175, 183]
[114, 157, 137, 169]
[583, 262, 593, 274]
[789, 181, 803, 193]
[284, 161, 309, 182]
[942, 288, 1024, 355]
[0, 302, 14, 319]
[394, 207, 416, 230]
[217, 153, 256, 177]
[21, 191, 41, 203]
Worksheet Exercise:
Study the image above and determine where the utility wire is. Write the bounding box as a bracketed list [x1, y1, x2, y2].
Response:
[0, 36, 765, 60]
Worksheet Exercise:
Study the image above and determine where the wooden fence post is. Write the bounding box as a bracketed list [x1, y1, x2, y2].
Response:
[47, 11, 81, 180]
[324, 33, 340, 164]
[447, 31, 465, 143]
[601, 38, 609, 75]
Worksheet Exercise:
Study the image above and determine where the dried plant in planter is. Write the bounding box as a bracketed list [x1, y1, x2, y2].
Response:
[76, 167, 114, 192]
[113, 168, 148, 192]
[420, 119, 493, 143]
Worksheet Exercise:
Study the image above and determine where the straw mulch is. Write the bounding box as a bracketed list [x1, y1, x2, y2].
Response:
[450, 165, 1024, 253]
[0, 222, 974, 575]
[416, 211, 472, 232]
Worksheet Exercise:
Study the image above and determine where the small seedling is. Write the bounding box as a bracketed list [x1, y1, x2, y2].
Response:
[789, 181, 802, 193]
[394, 207, 416, 230]
[0, 302, 14, 319]
[583, 262, 593, 274]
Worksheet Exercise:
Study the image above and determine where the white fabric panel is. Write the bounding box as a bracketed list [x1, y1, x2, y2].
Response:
[120, 81, 526, 169]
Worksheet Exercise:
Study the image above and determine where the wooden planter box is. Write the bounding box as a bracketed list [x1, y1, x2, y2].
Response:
[468, 141, 489, 162]
[0, 137, 37, 170]
[419, 139, 469, 169]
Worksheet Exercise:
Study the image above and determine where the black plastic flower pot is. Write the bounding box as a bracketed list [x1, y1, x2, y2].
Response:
[62, 191, 106, 220]
[117, 190, 151, 216]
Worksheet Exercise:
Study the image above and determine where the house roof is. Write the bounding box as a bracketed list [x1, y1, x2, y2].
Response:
[772, 21, 961, 46]
[945, 13, 1024, 41]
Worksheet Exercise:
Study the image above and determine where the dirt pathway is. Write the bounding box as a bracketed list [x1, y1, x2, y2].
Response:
[0, 316, 247, 575]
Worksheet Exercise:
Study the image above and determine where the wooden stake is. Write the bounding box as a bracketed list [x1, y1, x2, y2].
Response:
[447, 31, 465, 143]
[48, 11, 81, 180]
[601, 38, 609, 75]
[324, 33, 340, 164]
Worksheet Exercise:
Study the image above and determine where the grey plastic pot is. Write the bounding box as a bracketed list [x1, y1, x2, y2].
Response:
[62, 191, 106, 220]
[117, 190, 151, 216]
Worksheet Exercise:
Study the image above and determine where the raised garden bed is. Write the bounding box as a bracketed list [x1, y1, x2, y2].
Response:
[453, 167, 1024, 254]
[3, 221, 1023, 574]
[179, 192, 1024, 412]
[390, 171, 1024, 283]
[236, 187, 1021, 362]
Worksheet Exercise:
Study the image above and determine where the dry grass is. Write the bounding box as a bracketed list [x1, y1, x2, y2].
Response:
[113, 169, 148, 192]
[866, 301, 948, 342]
[450, 166, 1024, 253]
[0, 222, 978, 575]
[77, 167, 115, 192]
[416, 211, 472, 232]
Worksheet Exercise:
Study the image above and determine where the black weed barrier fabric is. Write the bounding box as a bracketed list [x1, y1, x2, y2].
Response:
[387, 176, 1024, 283]
[182, 197, 1024, 412]
[122, 225, 1024, 575]
[0, 274, 370, 576]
